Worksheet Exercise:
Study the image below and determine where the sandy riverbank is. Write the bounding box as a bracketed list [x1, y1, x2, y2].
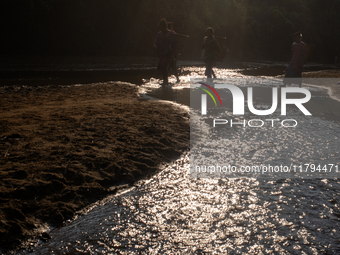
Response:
[0, 82, 189, 251]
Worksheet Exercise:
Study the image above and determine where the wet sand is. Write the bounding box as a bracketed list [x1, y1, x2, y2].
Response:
[0, 82, 189, 251]
[1, 62, 340, 253]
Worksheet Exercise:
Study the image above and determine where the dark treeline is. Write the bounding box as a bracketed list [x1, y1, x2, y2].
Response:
[1, 0, 340, 62]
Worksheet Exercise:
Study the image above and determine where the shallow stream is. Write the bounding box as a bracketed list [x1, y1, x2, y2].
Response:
[21, 66, 340, 254]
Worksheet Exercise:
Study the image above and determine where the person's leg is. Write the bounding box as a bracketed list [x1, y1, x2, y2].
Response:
[158, 55, 173, 85]
[298, 68, 303, 87]
[212, 69, 216, 78]
[174, 62, 180, 83]
[162, 70, 169, 85]
[170, 57, 180, 83]
[205, 61, 214, 78]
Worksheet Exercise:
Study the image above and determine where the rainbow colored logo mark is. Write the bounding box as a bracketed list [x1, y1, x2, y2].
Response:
[197, 82, 223, 106]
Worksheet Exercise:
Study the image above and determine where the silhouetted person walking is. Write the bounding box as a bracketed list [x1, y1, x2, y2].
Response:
[201, 27, 221, 79]
[284, 31, 306, 87]
[153, 18, 176, 85]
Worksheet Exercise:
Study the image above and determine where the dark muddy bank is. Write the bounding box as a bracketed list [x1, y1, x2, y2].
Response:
[0, 82, 190, 252]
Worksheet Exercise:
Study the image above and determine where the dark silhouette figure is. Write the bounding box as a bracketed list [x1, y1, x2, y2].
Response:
[201, 27, 221, 79]
[153, 18, 176, 85]
[284, 32, 306, 87]
[167, 22, 180, 83]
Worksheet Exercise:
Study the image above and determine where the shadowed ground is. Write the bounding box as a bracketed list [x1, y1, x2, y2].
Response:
[0, 82, 190, 251]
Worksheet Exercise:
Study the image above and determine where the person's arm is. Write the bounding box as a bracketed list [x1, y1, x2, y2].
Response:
[163, 29, 174, 40]
[153, 32, 161, 48]
[212, 38, 221, 57]
[289, 43, 295, 63]
[215, 39, 221, 52]
[302, 42, 309, 64]
[202, 37, 207, 49]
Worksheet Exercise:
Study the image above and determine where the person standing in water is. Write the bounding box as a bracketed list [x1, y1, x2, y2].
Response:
[167, 22, 180, 83]
[153, 18, 176, 85]
[284, 31, 306, 87]
[202, 27, 221, 79]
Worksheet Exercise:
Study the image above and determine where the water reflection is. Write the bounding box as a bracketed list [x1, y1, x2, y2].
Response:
[25, 154, 340, 254]
[141, 67, 240, 106]
[23, 67, 340, 254]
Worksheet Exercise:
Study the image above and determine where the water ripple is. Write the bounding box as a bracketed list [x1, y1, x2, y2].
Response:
[25, 153, 340, 254]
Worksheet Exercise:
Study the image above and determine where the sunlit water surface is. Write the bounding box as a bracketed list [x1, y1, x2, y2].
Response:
[22, 67, 340, 254]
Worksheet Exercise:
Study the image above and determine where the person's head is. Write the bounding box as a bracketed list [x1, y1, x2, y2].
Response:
[159, 18, 167, 32]
[294, 31, 302, 43]
[206, 27, 214, 38]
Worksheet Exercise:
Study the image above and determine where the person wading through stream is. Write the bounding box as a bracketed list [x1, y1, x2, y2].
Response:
[202, 27, 221, 79]
[167, 22, 180, 83]
[153, 18, 177, 85]
[284, 31, 307, 87]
